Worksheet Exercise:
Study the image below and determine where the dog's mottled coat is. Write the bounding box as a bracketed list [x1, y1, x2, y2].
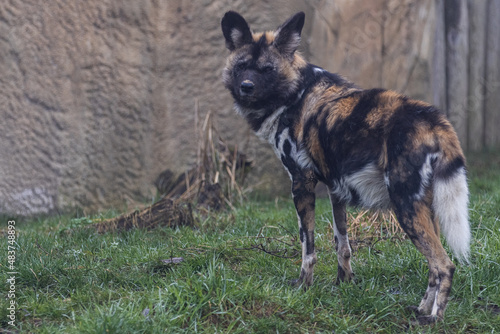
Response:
[221, 11, 470, 324]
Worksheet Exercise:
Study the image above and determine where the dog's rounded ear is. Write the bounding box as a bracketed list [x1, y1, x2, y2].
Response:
[221, 11, 253, 51]
[274, 12, 305, 58]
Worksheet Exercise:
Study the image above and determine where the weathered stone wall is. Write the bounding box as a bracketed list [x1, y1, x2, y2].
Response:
[0, 0, 499, 215]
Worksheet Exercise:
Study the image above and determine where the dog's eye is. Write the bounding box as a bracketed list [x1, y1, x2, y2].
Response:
[262, 66, 274, 73]
[236, 62, 247, 71]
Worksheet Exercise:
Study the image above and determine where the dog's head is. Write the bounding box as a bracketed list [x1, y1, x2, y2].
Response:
[221, 11, 306, 111]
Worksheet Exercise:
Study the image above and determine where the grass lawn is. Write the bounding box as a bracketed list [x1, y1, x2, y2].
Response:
[2, 151, 500, 333]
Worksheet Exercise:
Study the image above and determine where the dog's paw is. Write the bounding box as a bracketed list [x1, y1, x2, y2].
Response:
[406, 305, 421, 315]
[289, 278, 303, 287]
[411, 315, 438, 326]
[335, 271, 355, 285]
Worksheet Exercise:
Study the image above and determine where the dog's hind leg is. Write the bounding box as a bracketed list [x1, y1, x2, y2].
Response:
[391, 193, 456, 324]
[329, 196, 354, 284]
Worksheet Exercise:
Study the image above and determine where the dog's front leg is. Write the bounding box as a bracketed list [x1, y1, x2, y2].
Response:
[290, 168, 318, 287]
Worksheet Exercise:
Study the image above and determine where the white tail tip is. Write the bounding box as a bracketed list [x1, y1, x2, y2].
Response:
[433, 167, 471, 263]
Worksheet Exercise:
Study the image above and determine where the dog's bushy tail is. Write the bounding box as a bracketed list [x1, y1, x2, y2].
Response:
[432, 131, 470, 263]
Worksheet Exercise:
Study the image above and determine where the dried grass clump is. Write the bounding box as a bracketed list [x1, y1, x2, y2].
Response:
[91, 199, 195, 233]
[160, 106, 252, 209]
[89, 104, 252, 234]
[346, 209, 405, 250]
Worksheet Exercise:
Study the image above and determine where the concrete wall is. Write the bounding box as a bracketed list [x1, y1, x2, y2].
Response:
[1, 0, 498, 215]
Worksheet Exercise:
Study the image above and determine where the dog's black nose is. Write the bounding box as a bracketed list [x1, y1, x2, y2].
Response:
[240, 80, 254, 94]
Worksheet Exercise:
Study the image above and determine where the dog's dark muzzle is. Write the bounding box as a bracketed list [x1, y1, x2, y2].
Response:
[239, 80, 255, 96]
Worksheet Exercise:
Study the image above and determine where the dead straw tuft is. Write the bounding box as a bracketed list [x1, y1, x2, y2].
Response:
[91, 199, 195, 233]
[157, 104, 252, 210]
[345, 209, 405, 251]
[87, 103, 252, 234]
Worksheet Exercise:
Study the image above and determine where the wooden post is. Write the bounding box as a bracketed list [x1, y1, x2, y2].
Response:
[432, 0, 447, 112]
[467, 0, 487, 151]
[485, 0, 500, 148]
[445, 0, 469, 147]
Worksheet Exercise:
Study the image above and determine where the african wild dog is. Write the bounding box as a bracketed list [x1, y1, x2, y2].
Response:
[221, 11, 470, 324]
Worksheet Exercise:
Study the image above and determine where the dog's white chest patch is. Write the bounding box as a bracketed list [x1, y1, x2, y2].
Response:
[273, 127, 314, 178]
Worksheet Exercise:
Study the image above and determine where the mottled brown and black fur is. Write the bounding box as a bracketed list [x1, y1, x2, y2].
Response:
[221, 11, 470, 324]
